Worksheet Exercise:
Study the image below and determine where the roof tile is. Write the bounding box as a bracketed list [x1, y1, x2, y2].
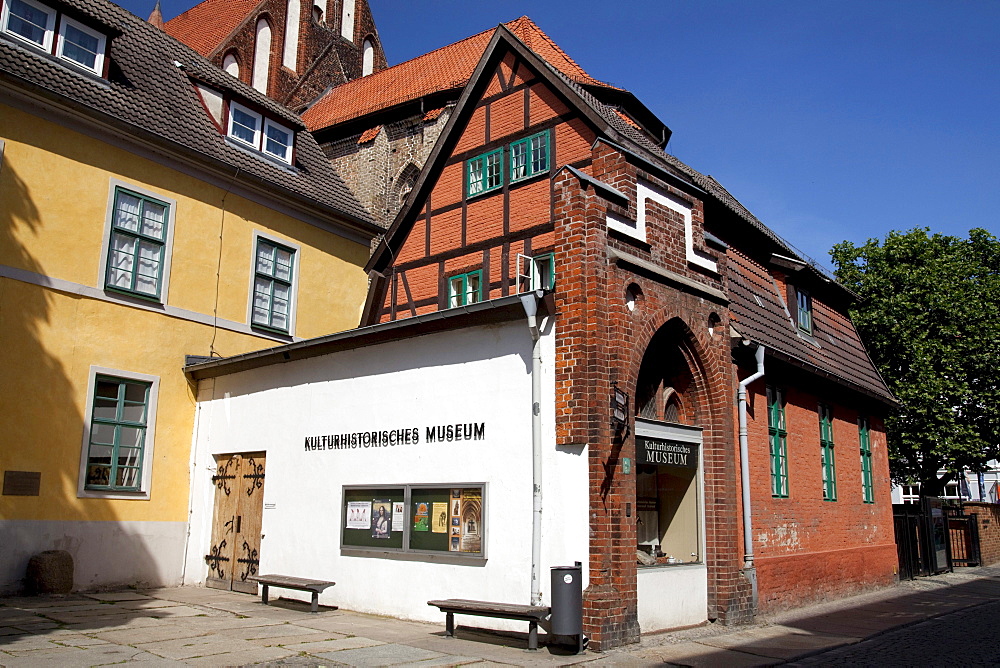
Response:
[302, 16, 608, 131]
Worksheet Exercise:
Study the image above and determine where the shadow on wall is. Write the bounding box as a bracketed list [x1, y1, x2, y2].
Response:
[0, 157, 159, 595]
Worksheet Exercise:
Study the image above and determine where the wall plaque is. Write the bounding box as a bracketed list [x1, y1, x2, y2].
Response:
[3, 470, 41, 496]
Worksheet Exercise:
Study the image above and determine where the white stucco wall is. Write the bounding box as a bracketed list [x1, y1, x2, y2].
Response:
[637, 564, 708, 631]
[184, 319, 588, 628]
[0, 520, 186, 594]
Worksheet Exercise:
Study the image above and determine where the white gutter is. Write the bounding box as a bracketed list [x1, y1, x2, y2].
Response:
[520, 290, 545, 606]
[738, 344, 765, 568]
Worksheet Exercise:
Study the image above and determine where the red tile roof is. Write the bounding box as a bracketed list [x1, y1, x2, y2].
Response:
[358, 125, 382, 143]
[163, 0, 263, 58]
[302, 16, 608, 131]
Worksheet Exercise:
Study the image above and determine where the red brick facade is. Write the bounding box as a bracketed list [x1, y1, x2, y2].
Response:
[963, 502, 1000, 567]
[346, 26, 896, 651]
[167, 0, 387, 111]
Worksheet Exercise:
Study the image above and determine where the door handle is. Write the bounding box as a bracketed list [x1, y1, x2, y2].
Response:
[236, 515, 242, 534]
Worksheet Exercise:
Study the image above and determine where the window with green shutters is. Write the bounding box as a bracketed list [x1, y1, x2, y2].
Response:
[767, 386, 788, 498]
[466, 148, 502, 197]
[819, 403, 837, 501]
[85, 376, 150, 491]
[509, 130, 549, 182]
[448, 270, 482, 308]
[252, 238, 295, 332]
[859, 417, 874, 503]
[105, 188, 169, 300]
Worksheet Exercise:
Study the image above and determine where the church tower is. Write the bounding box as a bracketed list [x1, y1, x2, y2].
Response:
[163, 0, 387, 111]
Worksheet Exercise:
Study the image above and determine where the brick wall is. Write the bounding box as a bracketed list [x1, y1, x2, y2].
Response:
[962, 502, 1000, 566]
[742, 361, 897, 613]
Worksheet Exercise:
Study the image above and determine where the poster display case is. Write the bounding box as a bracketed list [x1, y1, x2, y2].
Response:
[341, 484, 485, 558]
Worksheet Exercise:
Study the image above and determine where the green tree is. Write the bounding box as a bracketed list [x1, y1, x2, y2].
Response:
[831, 228, 1000, 497]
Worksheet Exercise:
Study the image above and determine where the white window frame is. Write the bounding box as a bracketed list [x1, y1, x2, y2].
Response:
[56, 13, 105, 74]
[262, 117, 293, 162]
[228, 101, 262, 149]
[228, 101, 294, 164]
[98, 179, 177, 305]
[78, 366, 159, 500]
[247, 231, 300, 335]
[0, 0, 55, 51]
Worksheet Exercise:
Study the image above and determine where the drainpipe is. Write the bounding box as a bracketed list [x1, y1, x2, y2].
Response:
[738, 345, 765, 570]
[520, 290, 544, 606]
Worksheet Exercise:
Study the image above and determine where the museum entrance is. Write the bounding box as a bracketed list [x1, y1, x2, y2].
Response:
[205, 453, 266, 593]
[633, 320, 708, 630]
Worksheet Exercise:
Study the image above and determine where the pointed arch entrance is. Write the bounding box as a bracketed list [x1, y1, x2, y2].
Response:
[633, 318, 709, 631]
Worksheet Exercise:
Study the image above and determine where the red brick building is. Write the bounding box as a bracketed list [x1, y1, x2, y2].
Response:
[299, 24, 897, 648]
[163, 0, 386, 110]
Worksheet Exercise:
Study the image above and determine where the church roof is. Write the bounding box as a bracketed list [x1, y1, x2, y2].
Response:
[302, 16, 608, 131]
[163, 0, 263, 58]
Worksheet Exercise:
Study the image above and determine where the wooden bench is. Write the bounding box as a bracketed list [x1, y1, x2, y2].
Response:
[250, 575, 335, 613]
[427, 599, 550, 650]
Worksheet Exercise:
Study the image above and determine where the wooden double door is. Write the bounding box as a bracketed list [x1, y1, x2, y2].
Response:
[205, 453, 266, 593]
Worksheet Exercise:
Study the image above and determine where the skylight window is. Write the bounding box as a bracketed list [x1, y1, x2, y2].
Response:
[227, 101, 294, 164]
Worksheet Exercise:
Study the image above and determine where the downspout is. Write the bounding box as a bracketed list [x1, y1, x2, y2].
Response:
[738, 344, 765, 608]
[520, 290, 544, 606]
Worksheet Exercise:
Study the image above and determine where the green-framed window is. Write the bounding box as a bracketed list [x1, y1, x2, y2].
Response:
[767, 386, 788, 498]
[859, 417, 874, 503]
[510, 130, 549, 182]
[531, 253, 555, 291]
[819, 403, 837, 501]
[796, 288, 813, 334]
[105, 188, 168, 300]
[252, 238, 295, 332]
[448, 270, 482, 308]
[85, 376, 150, 491]
[466, 148, 502, 197]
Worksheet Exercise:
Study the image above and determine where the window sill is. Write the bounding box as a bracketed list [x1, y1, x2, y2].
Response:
[223, 137, 296, 172]
[509, 170, 547, 188]
[105, 286, 164, 305]
[637, 561, 705, 570]
[466, 186, 501, 200]
[1, 33, 109, 84]
[78, 488, 150, 500]
[251, 324, 293, 340]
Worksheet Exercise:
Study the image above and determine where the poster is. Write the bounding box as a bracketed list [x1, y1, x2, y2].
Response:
[346, 501, 371, 529]
[461, 488, 483, 553]
[371, 499, 392, 539]
[392, 501, 405, 529]
[432, 502, 449, 533]
[413, 501, 429, 532]
[449, 489, 462, 551]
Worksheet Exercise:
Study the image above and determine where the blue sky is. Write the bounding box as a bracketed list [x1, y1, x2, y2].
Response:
[119, 0, 999, 269]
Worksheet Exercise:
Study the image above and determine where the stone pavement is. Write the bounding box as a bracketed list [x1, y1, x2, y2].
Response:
[1, 566, 998, 667]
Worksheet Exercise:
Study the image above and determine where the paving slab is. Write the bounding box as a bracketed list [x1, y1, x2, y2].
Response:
[135, 634, 271, 660]
[0, 634, 69, 652]
[0, 643, 147, 667]
[184, 645, 296, 666]
[282, 635, 385, 653]
[0, 626, 29, 637]
[94, 621, 209, 644]
[314, 642, 447, 665]
[83, 591, 154, 602]
[222, 622, 329, 641]
[695, 625, 859, 660]
[629, 640, 776, 667]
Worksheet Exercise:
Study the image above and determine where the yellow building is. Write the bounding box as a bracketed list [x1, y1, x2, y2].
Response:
[0, 0, 379, 592]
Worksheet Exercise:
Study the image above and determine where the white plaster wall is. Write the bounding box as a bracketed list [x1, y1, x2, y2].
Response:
[637, 564, 708, 632]
[185, 320, 588, 629]
[0, 520, 186, 594]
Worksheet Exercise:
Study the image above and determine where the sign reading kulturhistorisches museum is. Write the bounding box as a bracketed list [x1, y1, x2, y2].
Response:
[304, 422, 486, 452]
[636, 436, 699, 469]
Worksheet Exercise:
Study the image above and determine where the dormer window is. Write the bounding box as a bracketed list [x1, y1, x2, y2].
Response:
[227, 101, 293, 164]
[796, 288, 813, 334]
[2, 0, 106, 74]
[2, 0, 55, 49]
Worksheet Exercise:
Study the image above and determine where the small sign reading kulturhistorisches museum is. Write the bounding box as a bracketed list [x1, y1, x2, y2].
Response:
[636, 436, 699, 469]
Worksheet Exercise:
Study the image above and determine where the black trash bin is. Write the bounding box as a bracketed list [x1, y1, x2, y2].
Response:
[550, 563, 585, 653]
